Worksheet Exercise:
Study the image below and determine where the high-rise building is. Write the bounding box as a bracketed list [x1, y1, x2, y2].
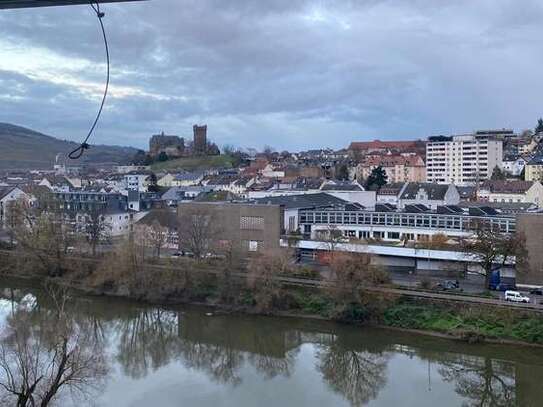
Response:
[193, 124, 207, 155]
[426, 132, 503, 185]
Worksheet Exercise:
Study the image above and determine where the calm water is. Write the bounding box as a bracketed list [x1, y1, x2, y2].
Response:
[1, 277, 543, 407]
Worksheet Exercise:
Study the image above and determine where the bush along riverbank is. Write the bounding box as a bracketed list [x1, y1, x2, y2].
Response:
[3, 246, 543, 346]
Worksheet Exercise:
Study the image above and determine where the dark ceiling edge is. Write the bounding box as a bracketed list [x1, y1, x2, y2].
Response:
[0, 0, 146, 10]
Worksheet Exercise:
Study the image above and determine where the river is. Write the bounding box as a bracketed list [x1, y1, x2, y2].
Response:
[0, 277, 542, 407]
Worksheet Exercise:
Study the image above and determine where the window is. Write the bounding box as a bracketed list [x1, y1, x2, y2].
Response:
[240, 216, 265, 230]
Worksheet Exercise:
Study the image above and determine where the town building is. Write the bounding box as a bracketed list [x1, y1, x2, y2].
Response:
[297, 204, 515, 242]
[348, 140, 426, 157]
[502, 156, 527, 177]
[477, 180, 543, 207]
[177, 201, 282, 253]
[356, 154, 426, 183]
[525, 154, 543, 182]
[398, 182, 460, 210]
[426, 132, 503, 185]
[0, 186, 28, 227]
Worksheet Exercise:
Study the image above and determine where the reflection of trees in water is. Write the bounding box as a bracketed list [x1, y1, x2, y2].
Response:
[178, 340, 244, 385]
[113, 309, 299, 385]
[438, 355, 515, 407]
[115, 308, 180, 378]
[317, 340, 389, 407]
[0, 289, 108, 406]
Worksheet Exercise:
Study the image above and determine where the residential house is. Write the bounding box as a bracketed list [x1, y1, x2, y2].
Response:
[135, 208, 179, 250]
[0, 186, 28, 227]
[357, 154, 426, 183]
[525, 155, 543, 182]
[398, 182, 460, 210]
[157, 173, 175, 187]
[124, 173, 153, 192]
[160, 186, 215, 206]
[376, 183, 407, 206]
[478, 180, 543, 207]
[38, 175, 75, 192]
[502, 156, 528, 177]
[171, 172, 204, 187]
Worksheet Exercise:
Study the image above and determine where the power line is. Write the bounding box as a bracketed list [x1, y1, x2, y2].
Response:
[69, 1, 110, 160]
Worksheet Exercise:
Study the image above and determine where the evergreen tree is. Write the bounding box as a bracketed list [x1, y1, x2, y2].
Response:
[491, 166, 506, 181]
[336, 164, 350, 181]
[157, 151, 169, 162]
[365, 166, 388, 191]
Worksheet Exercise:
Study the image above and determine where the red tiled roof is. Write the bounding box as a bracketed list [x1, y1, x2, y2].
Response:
[349, 140, 423, 150]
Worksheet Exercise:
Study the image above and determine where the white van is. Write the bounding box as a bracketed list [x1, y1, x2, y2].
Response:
[504, 290, 530, 303]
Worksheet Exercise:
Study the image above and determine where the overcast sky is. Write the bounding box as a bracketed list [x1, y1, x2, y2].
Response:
[1, 0, 542, 151]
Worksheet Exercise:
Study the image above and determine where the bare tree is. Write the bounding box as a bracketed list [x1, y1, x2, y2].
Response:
[10, 203, 76, 277]
[136, 220, 169, 261]
[82, 209, 111, 256]
[461, 221, 527, 289]
[246, 249, 292, 313]
[0, 286, 108, 406]
[178, 206, 218, 259]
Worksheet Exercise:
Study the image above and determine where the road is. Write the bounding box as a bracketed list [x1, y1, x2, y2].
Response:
[2, 248, 543, 311]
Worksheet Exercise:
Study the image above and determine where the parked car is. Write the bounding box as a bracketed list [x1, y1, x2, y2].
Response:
[170, 252, 182, 258]
[529, 287, 543, 296]
[504, 290, 530, 303]
[435, 280, 462, 291]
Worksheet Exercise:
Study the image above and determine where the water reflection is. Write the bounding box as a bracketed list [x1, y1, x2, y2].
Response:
[438, 356, 515, 407]
[1, 281, 543, 407]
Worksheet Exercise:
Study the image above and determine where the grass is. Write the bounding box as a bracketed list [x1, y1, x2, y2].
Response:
[383, 302, 543, 344]
[151, 155, 236, 171]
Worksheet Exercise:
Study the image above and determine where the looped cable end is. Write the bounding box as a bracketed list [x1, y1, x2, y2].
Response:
[68, 143, 90, 160]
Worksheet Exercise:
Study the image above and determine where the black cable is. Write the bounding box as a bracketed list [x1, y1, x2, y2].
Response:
[69, 1, 110, 160]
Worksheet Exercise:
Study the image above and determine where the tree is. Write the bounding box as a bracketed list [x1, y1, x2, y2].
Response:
[491, 166, 506, 181]
[157, 152, 169, 162]
[335, 164, 349, 181]
[83, 209, 111, 256]
[0, 286, 108, 406]
[246, 249, 292, 313]
[364, 166, 388, 191]
[178, 206, 218, 259]
[9, 195, 78, 277]
[144, 220, 169, 260]
[147, 173, 159, 192]
[461, 221, 527, 289]
[535, 118, 543, 134]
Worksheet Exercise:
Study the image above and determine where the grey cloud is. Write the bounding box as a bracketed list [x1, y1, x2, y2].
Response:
[1, 0, 543, 150]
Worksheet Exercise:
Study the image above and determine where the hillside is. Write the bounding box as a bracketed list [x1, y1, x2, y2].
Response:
[0, 123, 138, 170]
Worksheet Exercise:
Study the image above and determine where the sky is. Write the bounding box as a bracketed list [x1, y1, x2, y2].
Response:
[1, 0, 543, 151]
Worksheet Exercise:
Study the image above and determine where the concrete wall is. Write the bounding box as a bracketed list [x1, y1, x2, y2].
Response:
[516, 213, 543, 285]
[178, 202, 282, 252]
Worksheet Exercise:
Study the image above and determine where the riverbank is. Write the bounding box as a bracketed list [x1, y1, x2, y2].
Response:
[2, 249, 543, 348]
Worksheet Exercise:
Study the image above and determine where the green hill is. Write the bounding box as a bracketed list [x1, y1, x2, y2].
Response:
[0, 123, 138, 170]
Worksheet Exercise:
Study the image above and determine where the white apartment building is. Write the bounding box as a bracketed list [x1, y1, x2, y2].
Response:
[426, 133, 503, 185]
